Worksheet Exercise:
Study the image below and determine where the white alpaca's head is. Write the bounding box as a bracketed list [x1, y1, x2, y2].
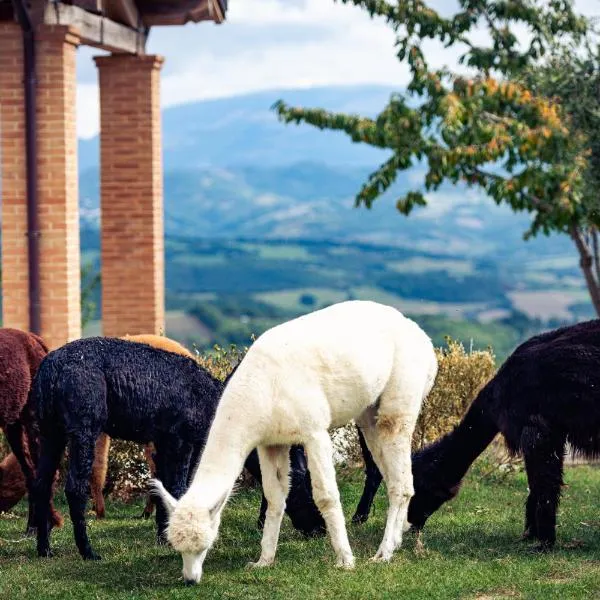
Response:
[151, 479, 228, 585]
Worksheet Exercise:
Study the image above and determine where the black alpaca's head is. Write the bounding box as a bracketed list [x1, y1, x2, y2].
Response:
[406, 448, 461, 530]
[286, 446, 326, 537]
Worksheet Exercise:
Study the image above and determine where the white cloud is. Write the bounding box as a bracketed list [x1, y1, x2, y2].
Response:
[76, 0, 600, 139]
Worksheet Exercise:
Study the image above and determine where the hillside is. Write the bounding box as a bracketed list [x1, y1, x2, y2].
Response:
[78, 85, 395, 172]
[76, 85, 591, 355]
[80, 162, 576, 261]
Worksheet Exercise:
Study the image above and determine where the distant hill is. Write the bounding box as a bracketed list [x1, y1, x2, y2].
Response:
[78, 85, 394, 172]
[79, 161, 575, 261]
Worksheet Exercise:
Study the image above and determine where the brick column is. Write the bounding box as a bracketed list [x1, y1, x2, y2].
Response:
[0, 23, 28, 332]
[94, 55, 165, 337]
[0, 24, 81, 348]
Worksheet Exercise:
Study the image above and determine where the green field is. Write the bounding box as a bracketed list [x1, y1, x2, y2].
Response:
[78, 235, 594, 362]
[2, 465, 600, 599]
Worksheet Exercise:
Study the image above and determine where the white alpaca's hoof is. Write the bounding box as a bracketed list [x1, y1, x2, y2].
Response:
[370, 548, 393, 563]
[335, 555, 355, 569]
[246, 557, 274, 569]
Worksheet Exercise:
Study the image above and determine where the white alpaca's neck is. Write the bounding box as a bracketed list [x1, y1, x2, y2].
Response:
[187, 397, 257, 508]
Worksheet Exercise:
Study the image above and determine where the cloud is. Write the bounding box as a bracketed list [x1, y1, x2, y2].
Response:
[76, 0, 600, 139]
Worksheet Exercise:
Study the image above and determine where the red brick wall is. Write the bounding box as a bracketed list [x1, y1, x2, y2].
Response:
[0, 23, 29, 332]
[95, 55, 165, 337]
[37, 26, 82, 347]
[0, 24, 82, 349]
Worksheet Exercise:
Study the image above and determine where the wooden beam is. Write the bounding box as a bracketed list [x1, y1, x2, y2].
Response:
[103, 0, 140, 29]
[210, 0, 225, 24]
[43, 2, 146, 53]
[139, 0, 225, 26]
[74, 1, 104, 13]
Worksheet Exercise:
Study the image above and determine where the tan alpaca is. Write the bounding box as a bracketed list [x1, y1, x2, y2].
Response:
[90, 335, 196, 518]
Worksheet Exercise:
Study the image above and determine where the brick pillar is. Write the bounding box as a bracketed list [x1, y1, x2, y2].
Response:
[0, 24, 81, 348]
[0, 24, 28, 332]
[94, 55, 165, 337]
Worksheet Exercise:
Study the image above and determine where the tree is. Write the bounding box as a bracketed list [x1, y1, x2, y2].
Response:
[518, 40, 600, 313]
[81, 263, 100, 329]
[274, 1, 596, 309]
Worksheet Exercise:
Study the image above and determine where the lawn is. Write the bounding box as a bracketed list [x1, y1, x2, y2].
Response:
[2, 465, 600, 599]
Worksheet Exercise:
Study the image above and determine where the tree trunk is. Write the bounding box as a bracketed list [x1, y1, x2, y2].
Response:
[570, 225, 600, 317]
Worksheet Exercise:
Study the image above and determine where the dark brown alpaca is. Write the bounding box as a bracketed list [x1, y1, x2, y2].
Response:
[0, 328, 62, 531]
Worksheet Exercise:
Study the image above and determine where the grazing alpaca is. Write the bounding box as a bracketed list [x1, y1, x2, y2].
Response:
[406, 319, 600, 550]
[32, 337, 324, 561]
[89, 334, 197, 519]
[0, 328, 63, 532]
[154, 300, 437, 584]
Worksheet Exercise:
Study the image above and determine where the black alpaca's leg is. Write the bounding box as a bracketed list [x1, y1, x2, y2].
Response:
[244, 449, 267, 530]
[352, 426, 383, 524]
[521, 427, 565, 550]
[153, 439, 192, 544]
[4, 421, 38, 534]
[258, 494, 268, 530]
[34, 433, 66, 558]
[187, 443, 202, 488]
[65, 433, 102, 560]
[285, 446, 326, 537]
[522, 485, 539, 541]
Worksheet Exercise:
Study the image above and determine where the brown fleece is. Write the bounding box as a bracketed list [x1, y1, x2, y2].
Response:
[0, 453, 26, 513]
[0, 328, 63, 527]
[376, 414, 404, 439]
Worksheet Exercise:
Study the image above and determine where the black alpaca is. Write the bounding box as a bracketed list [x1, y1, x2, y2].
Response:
[31, 337, 324, 560]
[402, 319, 600, 550]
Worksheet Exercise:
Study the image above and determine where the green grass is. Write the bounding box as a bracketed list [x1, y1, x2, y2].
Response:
[2, 466, 600, 599]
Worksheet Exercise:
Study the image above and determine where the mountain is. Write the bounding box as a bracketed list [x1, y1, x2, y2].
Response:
[78, 85, 394, 172]
[77, 83, 579, 267]
[79, 160, 575, 262]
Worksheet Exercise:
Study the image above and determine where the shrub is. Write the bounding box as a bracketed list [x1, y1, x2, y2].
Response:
[413, 338, 497, 450]
[103, 440, 150, 502]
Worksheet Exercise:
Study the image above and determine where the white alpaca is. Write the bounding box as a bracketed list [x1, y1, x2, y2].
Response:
[153, 300, 437, 584]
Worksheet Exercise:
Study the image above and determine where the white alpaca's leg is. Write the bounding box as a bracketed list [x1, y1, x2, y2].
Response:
[304, 431, 354, 569]
[358, 409, 414, 562]
[248, 444, 290, 568]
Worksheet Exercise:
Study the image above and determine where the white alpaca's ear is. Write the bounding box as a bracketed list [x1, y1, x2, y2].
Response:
[149, 478, 177, 515]
[209, 492, 229, 521]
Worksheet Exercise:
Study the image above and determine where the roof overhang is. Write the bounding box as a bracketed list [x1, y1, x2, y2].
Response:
[139, 0, 227, 26]
[0, 1, 228, 28]
[0, 0, 228, 54]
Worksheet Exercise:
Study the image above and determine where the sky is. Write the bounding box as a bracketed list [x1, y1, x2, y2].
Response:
[76, 0, 599, 139]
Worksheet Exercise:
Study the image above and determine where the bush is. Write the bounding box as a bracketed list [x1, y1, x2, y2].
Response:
[413, 338, 497, 450]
